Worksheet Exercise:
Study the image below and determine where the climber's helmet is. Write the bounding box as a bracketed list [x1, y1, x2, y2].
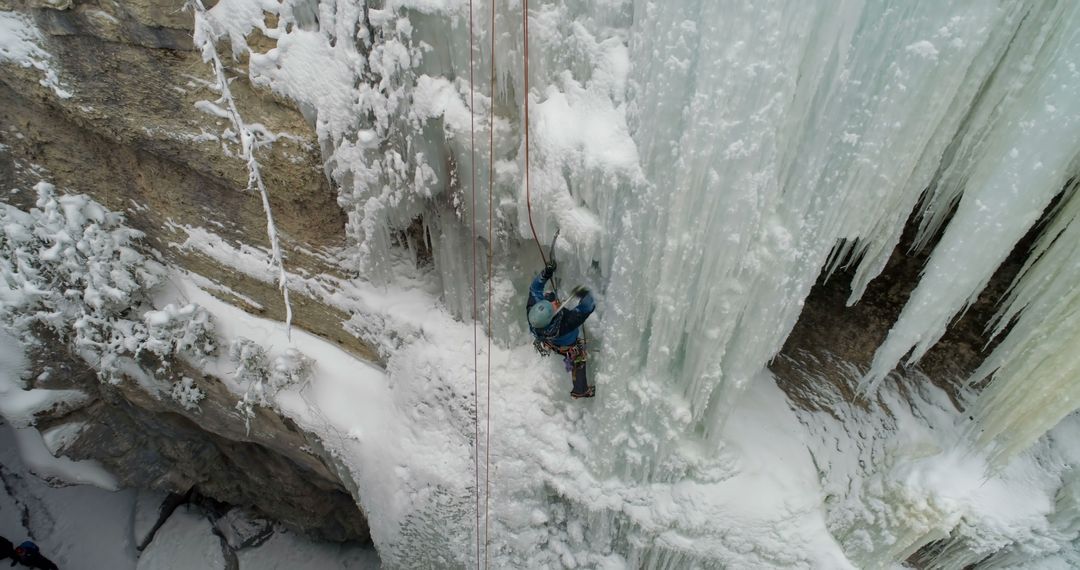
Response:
[528, 300, 555, 329]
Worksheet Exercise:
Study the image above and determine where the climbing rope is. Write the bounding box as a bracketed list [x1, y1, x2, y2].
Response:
[484, 0, 497, 566]
[523, 0, 547, 265]
[520, 0, 585, 370]
[469, 2, 548, 566]
[467, 0, 482, 566]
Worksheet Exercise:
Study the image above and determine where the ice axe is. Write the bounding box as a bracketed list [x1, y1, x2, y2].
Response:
[547, 229, 588, 314]
[547, 227, 561, 296]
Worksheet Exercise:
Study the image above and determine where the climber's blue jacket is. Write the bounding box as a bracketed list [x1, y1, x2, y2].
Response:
[526, 271, 595, 347]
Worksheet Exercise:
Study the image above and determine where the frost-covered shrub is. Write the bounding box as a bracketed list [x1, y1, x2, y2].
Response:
[0, 183, 161, 330]
[229, 337, 310, 433]
[0, 182, 217, 380]
[269, 348, 312, 391]
[230, 337, 270, 431]
[229, 338, 269, 386]
[171, 377, 206, 411]
[142, 303, 216, 363]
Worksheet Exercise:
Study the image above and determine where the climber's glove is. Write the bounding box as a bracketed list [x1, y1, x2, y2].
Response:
[542, 260, 557, 280]
[571, 286, 590, 299]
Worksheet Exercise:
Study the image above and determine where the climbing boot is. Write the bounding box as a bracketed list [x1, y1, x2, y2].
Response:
[570, 386, 595, 399]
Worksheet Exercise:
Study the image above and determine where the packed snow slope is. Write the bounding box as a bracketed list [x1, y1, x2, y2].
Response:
[193, 0, 1080, 567]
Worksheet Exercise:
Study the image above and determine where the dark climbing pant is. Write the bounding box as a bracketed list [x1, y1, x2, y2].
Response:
[547, 338, 589, 395]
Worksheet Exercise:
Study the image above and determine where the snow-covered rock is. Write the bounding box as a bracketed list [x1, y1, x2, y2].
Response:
[237, 528, 381, 570]
[136, 506, 227, 570]
[215, 507, 273, 550]
[133, 489, 171, 549]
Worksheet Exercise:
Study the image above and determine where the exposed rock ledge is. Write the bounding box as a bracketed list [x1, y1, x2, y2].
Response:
[23, 330, 371, 543]
[0, 0, 378, 544]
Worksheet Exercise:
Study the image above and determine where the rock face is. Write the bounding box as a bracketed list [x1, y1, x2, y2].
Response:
[26, 0, 194, 50]
[0, 0, 373, 357]
[25, 332, 370, 542]
[0, 0, 372, 543]
[772, 216, 1038, 411]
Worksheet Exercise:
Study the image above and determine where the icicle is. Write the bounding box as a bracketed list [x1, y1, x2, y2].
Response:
[862, 4, 1080, 393]
[912, 0, 1074, 252]
[968, 183, 1080, 464]
[594, 0, 1030, 448]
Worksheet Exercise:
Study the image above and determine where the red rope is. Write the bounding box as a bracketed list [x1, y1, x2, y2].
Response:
[467, 0, 482, 567]
[475, 3, 549, 565]
[484, 0, 496, 567]
[523, 0, 547, 266]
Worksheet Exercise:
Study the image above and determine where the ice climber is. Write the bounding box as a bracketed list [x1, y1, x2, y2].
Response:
[11, 541, 57, 570]
[527, 259, 596, 399]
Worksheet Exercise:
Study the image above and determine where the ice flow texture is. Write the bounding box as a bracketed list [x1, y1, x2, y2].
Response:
[194, 0, 1080, 565]
[282, 0, 1075, 462]
[202, 0, 1080, 472]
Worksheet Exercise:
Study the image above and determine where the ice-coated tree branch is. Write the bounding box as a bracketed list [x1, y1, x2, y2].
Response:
[190, 0, 293, 338]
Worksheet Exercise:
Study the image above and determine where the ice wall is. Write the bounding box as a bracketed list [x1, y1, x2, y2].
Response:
[594, 0, 1027, 476]
[191, 0, 1080, 566]
[864, 1, 1080, 392]
[967, 180, 1080, 464]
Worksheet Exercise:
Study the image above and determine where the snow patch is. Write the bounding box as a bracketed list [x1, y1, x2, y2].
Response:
[905, 40, 940, 60]
[137, 506, 226, 570]
[0, 11, 71, 98]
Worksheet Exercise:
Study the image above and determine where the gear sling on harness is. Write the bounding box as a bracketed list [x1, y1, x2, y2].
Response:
[536, 336, 589, 395]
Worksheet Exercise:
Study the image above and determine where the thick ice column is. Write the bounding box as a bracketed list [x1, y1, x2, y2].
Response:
[599, 0, 1022, 443]
[863, 5, 1080, 393]
[967, 184, 1080, 463]
[913, 0, 1074, 250]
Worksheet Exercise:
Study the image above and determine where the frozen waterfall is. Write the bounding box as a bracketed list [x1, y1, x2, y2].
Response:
[193, 0, 1080, 567]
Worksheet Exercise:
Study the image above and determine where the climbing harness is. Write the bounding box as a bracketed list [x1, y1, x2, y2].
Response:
[547, 337, 588, 371]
